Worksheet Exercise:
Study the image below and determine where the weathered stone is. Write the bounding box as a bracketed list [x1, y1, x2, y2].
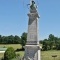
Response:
[24, 0, 41, 60]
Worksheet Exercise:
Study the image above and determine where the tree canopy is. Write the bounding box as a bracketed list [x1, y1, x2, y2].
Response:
[40, 34, 60, 50]
[20, 32, 27, 48]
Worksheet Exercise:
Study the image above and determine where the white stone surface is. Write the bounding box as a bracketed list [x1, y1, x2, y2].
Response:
[24, 45, 40, 60]
[0, 51, 5, 53]
[26, 12, 39, 45]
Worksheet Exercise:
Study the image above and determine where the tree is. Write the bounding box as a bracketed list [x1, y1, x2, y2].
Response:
[14, 35, 21, 44]
[3, 36, 8, 44]
[42, 39, 50, 51]
[48, 34, 55, 49]
[56, 44, 60, 50]
[4, 47, 16, 60]
[0, 35, 2, 43]
[1, 36, 6, 44]
[8, 35, 14, 44]
[21, 32, 27, 49]
[48, 34, 55, 41]
[39, 40, 43, 44]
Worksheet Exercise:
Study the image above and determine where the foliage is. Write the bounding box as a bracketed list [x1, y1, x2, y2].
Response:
[40, 34, 60, 50]
[0, 35, 21, 44]
[42, 40, 49, 51]
[14, 35, 21, 44]
[21, 32, 27, 49]
[4, 47, 16, 60]
[1, 33, 60, 51]
[0, 32, 27, 45]
[56, 44, 60, 50]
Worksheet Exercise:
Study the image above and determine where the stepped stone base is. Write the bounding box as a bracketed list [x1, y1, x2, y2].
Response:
[24, 45, 41, 60]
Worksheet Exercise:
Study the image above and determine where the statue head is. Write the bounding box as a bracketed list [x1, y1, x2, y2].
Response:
[32, 0, 35, 5]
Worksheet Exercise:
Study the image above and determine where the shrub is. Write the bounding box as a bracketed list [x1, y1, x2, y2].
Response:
[4, 47, 16, 60]
[56, 44, 60, 50]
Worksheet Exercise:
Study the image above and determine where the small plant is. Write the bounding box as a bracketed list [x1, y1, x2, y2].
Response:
[4, 47, 16, 60]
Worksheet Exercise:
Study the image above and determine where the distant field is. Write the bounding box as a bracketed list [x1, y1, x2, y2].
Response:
[41, 50, 60, 60]
[0, 44, 22, 50]
[0, 44, 60, 60]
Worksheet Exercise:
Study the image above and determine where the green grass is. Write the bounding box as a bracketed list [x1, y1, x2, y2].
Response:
[0, 44, 60, 60]
[0, 53, 4, 59]
[16, 51, 24, 57]
[12, 51, 24, 60]
[0, 44, 22, 50]
[41, 50, 60, 60]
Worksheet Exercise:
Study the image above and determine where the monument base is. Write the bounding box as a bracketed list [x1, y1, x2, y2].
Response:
[24, 45, 41, 60]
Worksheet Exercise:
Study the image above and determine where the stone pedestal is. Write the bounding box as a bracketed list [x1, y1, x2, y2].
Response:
[24, 45, 40, 60]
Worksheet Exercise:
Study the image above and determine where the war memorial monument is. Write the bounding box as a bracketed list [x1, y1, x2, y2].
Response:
[24, 0, 41, 60]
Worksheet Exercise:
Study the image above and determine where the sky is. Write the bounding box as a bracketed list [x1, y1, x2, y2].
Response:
[0, 0, 60, 40]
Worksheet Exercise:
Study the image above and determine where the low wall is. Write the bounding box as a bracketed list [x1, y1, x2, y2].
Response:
[0, 51, 5, 53]
[0, 48, 7, 53]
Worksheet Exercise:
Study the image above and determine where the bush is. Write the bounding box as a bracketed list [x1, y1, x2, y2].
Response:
[56, 44, 60, 50]
[4, 47, 16, 60]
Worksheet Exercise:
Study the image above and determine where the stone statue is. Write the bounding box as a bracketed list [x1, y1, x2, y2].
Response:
[30, 0, 37, 10]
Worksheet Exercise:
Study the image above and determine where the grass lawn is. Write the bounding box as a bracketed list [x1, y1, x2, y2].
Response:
[41, 50, 60, 60]
[0, 53, 4, 59]
[0, 44, 22, 50]
[0, 44, 60, 60]
[11, 51, 25, 60]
